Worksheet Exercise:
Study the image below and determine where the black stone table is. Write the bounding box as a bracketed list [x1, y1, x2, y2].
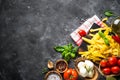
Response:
[0, 0, 120, 80]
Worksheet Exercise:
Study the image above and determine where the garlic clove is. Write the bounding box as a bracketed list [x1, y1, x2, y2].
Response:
[47, 60, 54, 69]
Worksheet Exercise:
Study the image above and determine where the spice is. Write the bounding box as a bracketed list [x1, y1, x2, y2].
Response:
[56, 61, 67, 72]
[47, 73, 61, 80]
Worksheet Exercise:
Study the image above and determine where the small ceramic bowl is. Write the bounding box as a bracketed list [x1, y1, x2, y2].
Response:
[99, 56, 120, 77]
[44, 70, 62, 80]
[55, 59, 68, 73]
[74, 57, 99, 80]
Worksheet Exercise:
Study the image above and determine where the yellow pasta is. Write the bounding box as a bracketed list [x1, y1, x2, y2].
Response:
[79, 25, 120, 63]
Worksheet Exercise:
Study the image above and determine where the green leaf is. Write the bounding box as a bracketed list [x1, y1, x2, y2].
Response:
[104, 10, 114, 17]
[64, 55, 70, 61]
[70, 53, 76, 58]
[54, 46, 64, 52]
[68, 43, 73, 49]
[64, 53, 71, 61]
[63, 45, 69, 51]
[62, 51, 67, 58]
[106, 76, 116, 80]
[72, 46, 78, 53]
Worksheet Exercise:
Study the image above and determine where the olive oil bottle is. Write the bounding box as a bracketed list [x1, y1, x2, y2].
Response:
[111, 17, 120, 36]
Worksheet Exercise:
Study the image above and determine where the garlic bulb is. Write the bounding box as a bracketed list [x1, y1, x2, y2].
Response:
[77, 61, 85, 69]
[87, 70, 94, 78]
[80, 67, 88, 77]
[77, 60, 95, 78]
[85, 60, 94, 69]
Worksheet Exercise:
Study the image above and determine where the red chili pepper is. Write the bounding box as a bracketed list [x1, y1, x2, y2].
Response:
[112, 35, 120, 44]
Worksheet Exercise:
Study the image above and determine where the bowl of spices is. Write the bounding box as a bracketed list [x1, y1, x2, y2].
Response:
[55, 59, 68, 73]
[44, 70, 62, 80]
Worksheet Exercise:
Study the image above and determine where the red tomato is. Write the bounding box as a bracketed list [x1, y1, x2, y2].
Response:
[102, 67, 111, 75]
[117, 59, 120, 66]
[63, 68, 78, 80]
[100, 60, 108, 67]
[108, 56, 118, 66]
[78, 29, 86, 37]
[107, 62, 111, 67]
[111, 66, 120, 74]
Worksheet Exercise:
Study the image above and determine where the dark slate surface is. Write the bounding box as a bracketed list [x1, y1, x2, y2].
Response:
[0, 0, 120, 80]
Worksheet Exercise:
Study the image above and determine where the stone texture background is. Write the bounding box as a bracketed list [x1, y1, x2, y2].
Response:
[0, 0, 120, 80]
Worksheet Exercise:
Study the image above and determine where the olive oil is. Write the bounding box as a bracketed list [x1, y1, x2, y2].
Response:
[111, 17, 120, 36]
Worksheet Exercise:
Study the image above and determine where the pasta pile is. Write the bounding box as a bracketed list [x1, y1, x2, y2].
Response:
[79, 26, 120, 63]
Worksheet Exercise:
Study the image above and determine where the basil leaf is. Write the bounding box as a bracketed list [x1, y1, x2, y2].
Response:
[62, 51, 67, 58]
[72, 46, 79, 53]
[68, 43, 73, 49]
[70, 53, 76, 58]
[64, 53, 71, 61]
[54, 46, 64, 52]
[104, 11, 114, 17]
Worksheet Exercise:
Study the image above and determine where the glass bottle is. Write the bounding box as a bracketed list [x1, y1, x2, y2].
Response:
[111, 17, 120, 36]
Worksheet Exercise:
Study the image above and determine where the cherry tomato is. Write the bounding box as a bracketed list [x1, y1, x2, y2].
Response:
[108, 56, 117, 66]
[102, 67, 111, 75]
[117, 59, 120, 66]
[78, 29, 86, 37]
[100, 60, 108, 67]
[111, 66, 120, 74]
[63, 68, 78, 80]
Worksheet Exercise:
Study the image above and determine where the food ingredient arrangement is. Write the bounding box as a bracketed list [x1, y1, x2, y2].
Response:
[44, 11, 120, 80]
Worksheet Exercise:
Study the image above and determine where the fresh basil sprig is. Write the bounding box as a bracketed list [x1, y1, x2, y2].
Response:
[54, 43, 78, 62]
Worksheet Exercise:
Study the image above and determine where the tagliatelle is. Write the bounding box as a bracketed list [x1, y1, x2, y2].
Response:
[78, 24, 120, 63]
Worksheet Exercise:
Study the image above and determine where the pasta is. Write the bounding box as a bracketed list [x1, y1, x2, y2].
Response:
[79, 25, 120, 63]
